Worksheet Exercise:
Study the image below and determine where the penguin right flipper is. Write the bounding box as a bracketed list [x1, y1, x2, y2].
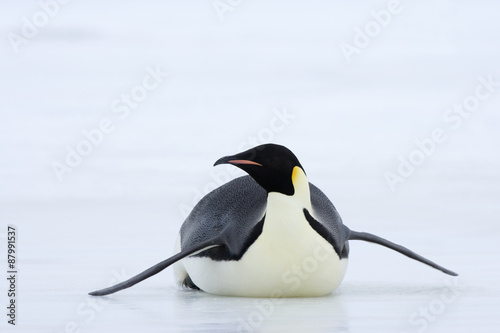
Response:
[348, 230, 458, 276]
[88, 238, 224, 296]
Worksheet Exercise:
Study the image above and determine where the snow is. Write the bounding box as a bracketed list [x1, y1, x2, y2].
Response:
[1, 0, 499, 332]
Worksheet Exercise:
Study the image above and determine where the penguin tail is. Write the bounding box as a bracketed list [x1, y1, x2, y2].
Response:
[348, 230, 458, 276]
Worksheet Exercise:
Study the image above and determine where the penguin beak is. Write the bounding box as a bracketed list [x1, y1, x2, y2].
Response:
[214, 156, 262, 167]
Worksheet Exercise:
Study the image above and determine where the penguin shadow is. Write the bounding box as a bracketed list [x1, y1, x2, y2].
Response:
[170, 287, 350, 333]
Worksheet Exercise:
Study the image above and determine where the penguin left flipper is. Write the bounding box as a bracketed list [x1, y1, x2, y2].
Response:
[89, 176, 268, 297]
[348, 230, 458, 276]
[88, 238, 224, 296]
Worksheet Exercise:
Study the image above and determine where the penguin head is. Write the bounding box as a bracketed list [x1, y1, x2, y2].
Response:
[214, 144, 305, 196]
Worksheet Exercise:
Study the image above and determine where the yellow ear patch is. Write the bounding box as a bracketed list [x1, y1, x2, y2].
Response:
[291, 166, 301, 186]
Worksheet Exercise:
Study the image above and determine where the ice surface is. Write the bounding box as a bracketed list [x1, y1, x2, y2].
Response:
[1, 0, 499, 332]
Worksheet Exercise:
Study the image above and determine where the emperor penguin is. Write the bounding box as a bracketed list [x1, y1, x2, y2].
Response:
[89, 144, 457, 297]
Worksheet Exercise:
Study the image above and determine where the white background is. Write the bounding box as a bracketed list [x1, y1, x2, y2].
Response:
[1, 0, 499, 332]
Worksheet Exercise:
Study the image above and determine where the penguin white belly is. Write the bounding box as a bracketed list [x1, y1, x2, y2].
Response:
[183, 193, 348, 297]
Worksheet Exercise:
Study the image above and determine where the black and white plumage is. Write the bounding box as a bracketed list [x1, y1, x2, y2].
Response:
[89, 144, 457, 297]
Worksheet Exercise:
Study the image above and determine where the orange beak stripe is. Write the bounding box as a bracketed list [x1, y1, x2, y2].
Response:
[228, 160, 263, 166]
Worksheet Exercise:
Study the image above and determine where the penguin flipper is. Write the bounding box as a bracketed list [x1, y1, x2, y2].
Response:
[88, 238, 224, 296]
[348, 230, 458, 276]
